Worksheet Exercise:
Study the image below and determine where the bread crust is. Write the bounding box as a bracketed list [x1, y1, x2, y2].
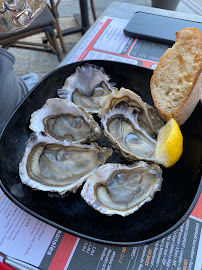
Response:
[150, 27, 202, 125]
[173, 71, 202, 125]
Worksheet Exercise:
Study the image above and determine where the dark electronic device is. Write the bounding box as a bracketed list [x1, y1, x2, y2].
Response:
[124, 12, 202, 45]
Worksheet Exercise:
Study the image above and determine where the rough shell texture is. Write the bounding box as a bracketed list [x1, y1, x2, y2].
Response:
[29, 98, 101, 143]
[101, 106, 157, 162]
[99, 87, 164, 135]
[19, 132, 112, 195]
[57, 64, 118, 113]
[81, 162, 163, 216]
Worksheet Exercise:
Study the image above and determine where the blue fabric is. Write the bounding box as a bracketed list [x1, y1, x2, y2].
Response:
[0, 48, 38, 131]
[20, 73, 39, 91]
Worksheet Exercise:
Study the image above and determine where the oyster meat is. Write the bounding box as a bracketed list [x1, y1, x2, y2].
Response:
[99, 88, 164, 162]
[81, 162, 163, 216]
[57, 64, 118, 113]
[29, 98, 101, 143]
[99, 87, 164, 136]
[101, 106, 157, 161]
[19, 132, 112, 195]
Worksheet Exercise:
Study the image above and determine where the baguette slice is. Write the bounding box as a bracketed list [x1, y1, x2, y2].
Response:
[150, 27, 202, 126]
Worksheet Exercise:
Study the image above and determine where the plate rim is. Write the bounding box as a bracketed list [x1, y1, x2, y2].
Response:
[0, 177, 201, 246]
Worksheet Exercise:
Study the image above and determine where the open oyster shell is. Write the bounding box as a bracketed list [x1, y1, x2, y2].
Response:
[57, 64, 118, 113]
[29, 98, 101, 143]
[99, 87, 164, 136]
[81, 162, 163, 216]
[99, 88, 164, 162]
[101, 106, 157, 162]
[19, 132, 112, 195]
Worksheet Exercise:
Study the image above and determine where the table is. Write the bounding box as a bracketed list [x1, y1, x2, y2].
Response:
[59, 1, 202, 67]
[0, 2, 202, 270]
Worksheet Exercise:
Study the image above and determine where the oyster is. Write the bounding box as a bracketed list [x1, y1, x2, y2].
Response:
[101, 106, 158, 162]
[99, 87, 164, 136]
[57, 64, 118, 113]
[81, 162, 162, 216]
[19, 132, 112, 195]
[99, 88, 164, 162]
[29, 98, 101, 143]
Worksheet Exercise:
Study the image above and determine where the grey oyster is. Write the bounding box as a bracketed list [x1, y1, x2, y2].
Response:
[99, 88, 164, 162]
[19, 132, 112, 195]
[81, 162, 162, 216]
[29, 98, 101, 143]
[99, 87, 164, 136]
[57, 64, 118, 113]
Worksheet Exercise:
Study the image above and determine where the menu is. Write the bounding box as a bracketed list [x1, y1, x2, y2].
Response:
[0, 16, 201, 270]
[66, 17, 170, 69]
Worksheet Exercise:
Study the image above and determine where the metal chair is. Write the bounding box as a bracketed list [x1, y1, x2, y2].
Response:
[48, 0, 67, 53]
[49, 0, 97, 41]
[0, 5, 63, 62]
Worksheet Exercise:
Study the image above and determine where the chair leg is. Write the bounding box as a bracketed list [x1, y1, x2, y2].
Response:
[45, 32, 56, 51]
[49, 0, 66, 53]
[52, 34, 63, 61]
[43, 25, 62, 61]
[90, 0, 97, 21]
[55, 17, 67, 53]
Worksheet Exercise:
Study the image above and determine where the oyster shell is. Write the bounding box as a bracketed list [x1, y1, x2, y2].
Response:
[29, 98, 101, 143]
[99, 87, 164, 136]
[57, 64, 118, 113]
[101, 106, 158, 162]
[99, 88, 164, 162]
[81, 162, 162, 216]
[19, 132, 112, 195]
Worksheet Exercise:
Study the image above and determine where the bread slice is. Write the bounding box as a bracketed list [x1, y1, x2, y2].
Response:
[150, 27, 202, 125]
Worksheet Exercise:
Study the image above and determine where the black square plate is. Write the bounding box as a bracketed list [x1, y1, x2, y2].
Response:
[0, 60, 201, 246]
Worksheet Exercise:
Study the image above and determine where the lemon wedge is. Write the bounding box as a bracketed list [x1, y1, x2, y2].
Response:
[155, 118, 183, 168]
